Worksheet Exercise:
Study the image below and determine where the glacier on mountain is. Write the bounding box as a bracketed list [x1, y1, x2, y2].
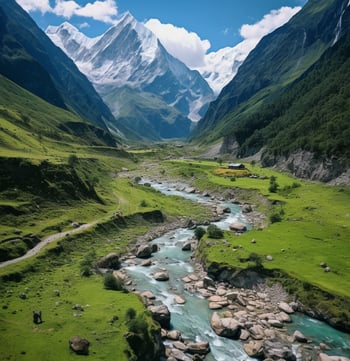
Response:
[46, 12, 214, 123]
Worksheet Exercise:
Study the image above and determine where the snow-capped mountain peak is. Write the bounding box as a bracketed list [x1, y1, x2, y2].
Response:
[46, 12, 214, 123]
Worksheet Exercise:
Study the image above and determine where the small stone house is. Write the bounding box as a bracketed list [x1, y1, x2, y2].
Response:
[228, 163, 245, 170]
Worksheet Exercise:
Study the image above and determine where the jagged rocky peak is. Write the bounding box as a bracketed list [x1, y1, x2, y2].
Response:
[46, 11, 214, 127]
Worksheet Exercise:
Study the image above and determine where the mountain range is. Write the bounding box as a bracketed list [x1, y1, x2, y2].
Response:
[1, 0, 350, 182]
[46, 14, 215, 140]
[191, 0, 350, 182]
[0, 0, 136, 141]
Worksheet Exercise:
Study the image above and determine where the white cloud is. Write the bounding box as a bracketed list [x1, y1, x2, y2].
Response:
[16, 0, 119, 24]
[74, 0, 118, 24]
[145, 19, 210, 68]
[79, 22, 90, 29]
[239, 6, 301, 49]
[53, 0, 80, 18]
[16, 0, 51, 13]
[197, 6, 302, 94]
[145, 6, 300, 74]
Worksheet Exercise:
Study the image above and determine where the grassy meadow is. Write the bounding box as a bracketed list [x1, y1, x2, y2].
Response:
[161, 159, 350, 306]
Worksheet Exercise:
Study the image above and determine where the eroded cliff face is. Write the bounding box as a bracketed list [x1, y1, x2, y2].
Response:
[219, 134, 349, 185]
[261, 150, 350, 185]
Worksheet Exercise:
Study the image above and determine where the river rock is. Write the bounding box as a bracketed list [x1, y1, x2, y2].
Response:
[229, 222, 247, 232]
[167, 330, 182, 340]
[136, 244, 152, 258]
[175, 295, 186, 304]
[153, 270, 169, 281]
[96, 253, 120, 269]
[278, 301, 294, 314]
[209, 302, 223, 309]
[141, 259, 152, 267]
[185, 187, 196, 194]
[203, 276, 216, 288]
[318, 353, 350, 361]
[186, 341, 210, 355]
[148, 304, 171, 329]
[69, 336, 90, 355]
[209, 295, 226, 303]
[168, 348, 192, 361]
[210, 312, 241, 339]
[243, 340, 264, 358]
[249, 324, 266, 340]
[276, 311, 292, 323]
[293, 330, 310, 343]
[263, 340, 296, 361]
[240, 329, 250, 341]
[181, 242, 191, 251]
[141, 291, 155, 300]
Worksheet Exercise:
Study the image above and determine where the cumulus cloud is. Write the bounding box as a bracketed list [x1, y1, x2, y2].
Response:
[239, 6, 301, 53]
[16, 0, 51, 13]
[16, 0, 119, 24]
[145, 19, 211, 68]
[79, 22, 90, 29]
[74, 0, 118, 23]
[145, 6, 300, 72]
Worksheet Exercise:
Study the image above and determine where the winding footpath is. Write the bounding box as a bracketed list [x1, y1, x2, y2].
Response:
[0, 221, 97, 268]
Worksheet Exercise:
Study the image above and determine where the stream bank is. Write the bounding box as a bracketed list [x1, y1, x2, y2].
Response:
[117, 180, 350, 361]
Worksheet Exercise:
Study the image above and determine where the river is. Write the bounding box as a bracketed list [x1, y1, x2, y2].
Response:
[124, 180, 350, 360]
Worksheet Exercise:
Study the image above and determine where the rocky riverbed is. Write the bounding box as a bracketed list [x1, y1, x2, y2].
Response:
[108, 180, 350, 361]
[115, 231, 350, 361]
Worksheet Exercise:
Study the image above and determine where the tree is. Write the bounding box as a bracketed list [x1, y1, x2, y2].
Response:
[207, 224, 224, 239]
[269, 175, 279, 193]
[194, 226, 206, 240]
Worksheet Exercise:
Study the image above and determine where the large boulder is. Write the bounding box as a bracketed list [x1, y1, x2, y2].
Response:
[96, 253, 120, 270]
[278, 301, 294, 314]
[148, 304, 171, 329]
[136, 244, 152, 258]
[69, 336, 90, 355]
[229, 222, 247, 232]
[243, 340, 264, 358]
[153, 270, 169, 281]
[210, 312, 241, 339]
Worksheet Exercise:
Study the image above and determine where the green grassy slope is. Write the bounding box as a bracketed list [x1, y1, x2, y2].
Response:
[0, 75, 117, 159]
[103, 86, 192, 140]
[161, 159, 350, 328]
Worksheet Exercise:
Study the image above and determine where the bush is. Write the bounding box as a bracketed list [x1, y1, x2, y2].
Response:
[269, 176, 279, 193]
[207, 224, 224, 239]
[140, 200, 148, 207]
[68, 154, 79, 167]
[194, 226, 206, 240]
[126, 308, 137, 321]
[270, 212, 282, 223]
[103, 273, 124, 291]
[249, 252, 263, 268]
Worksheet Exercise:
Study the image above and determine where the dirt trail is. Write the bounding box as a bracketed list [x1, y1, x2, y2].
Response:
[0, 222, 96, 269]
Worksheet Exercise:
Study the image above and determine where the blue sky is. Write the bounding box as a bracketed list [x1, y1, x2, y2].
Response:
[17, 0, 307, 51]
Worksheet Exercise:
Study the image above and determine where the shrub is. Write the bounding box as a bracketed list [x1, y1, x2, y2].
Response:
[68, 154, 79, 167]
[270, 212, 282, 223]
[126, 308, 136, 322]
[207, 224, 224, 239]
[103, 273, 124, 291]
[269, 176, 279, 193]
[140, 200, 148, 207]
[249, 252, 263, 268]
[194, 226, 206, 240]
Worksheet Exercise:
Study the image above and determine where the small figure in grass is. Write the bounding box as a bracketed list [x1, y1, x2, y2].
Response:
[33, 310, 42, 324]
